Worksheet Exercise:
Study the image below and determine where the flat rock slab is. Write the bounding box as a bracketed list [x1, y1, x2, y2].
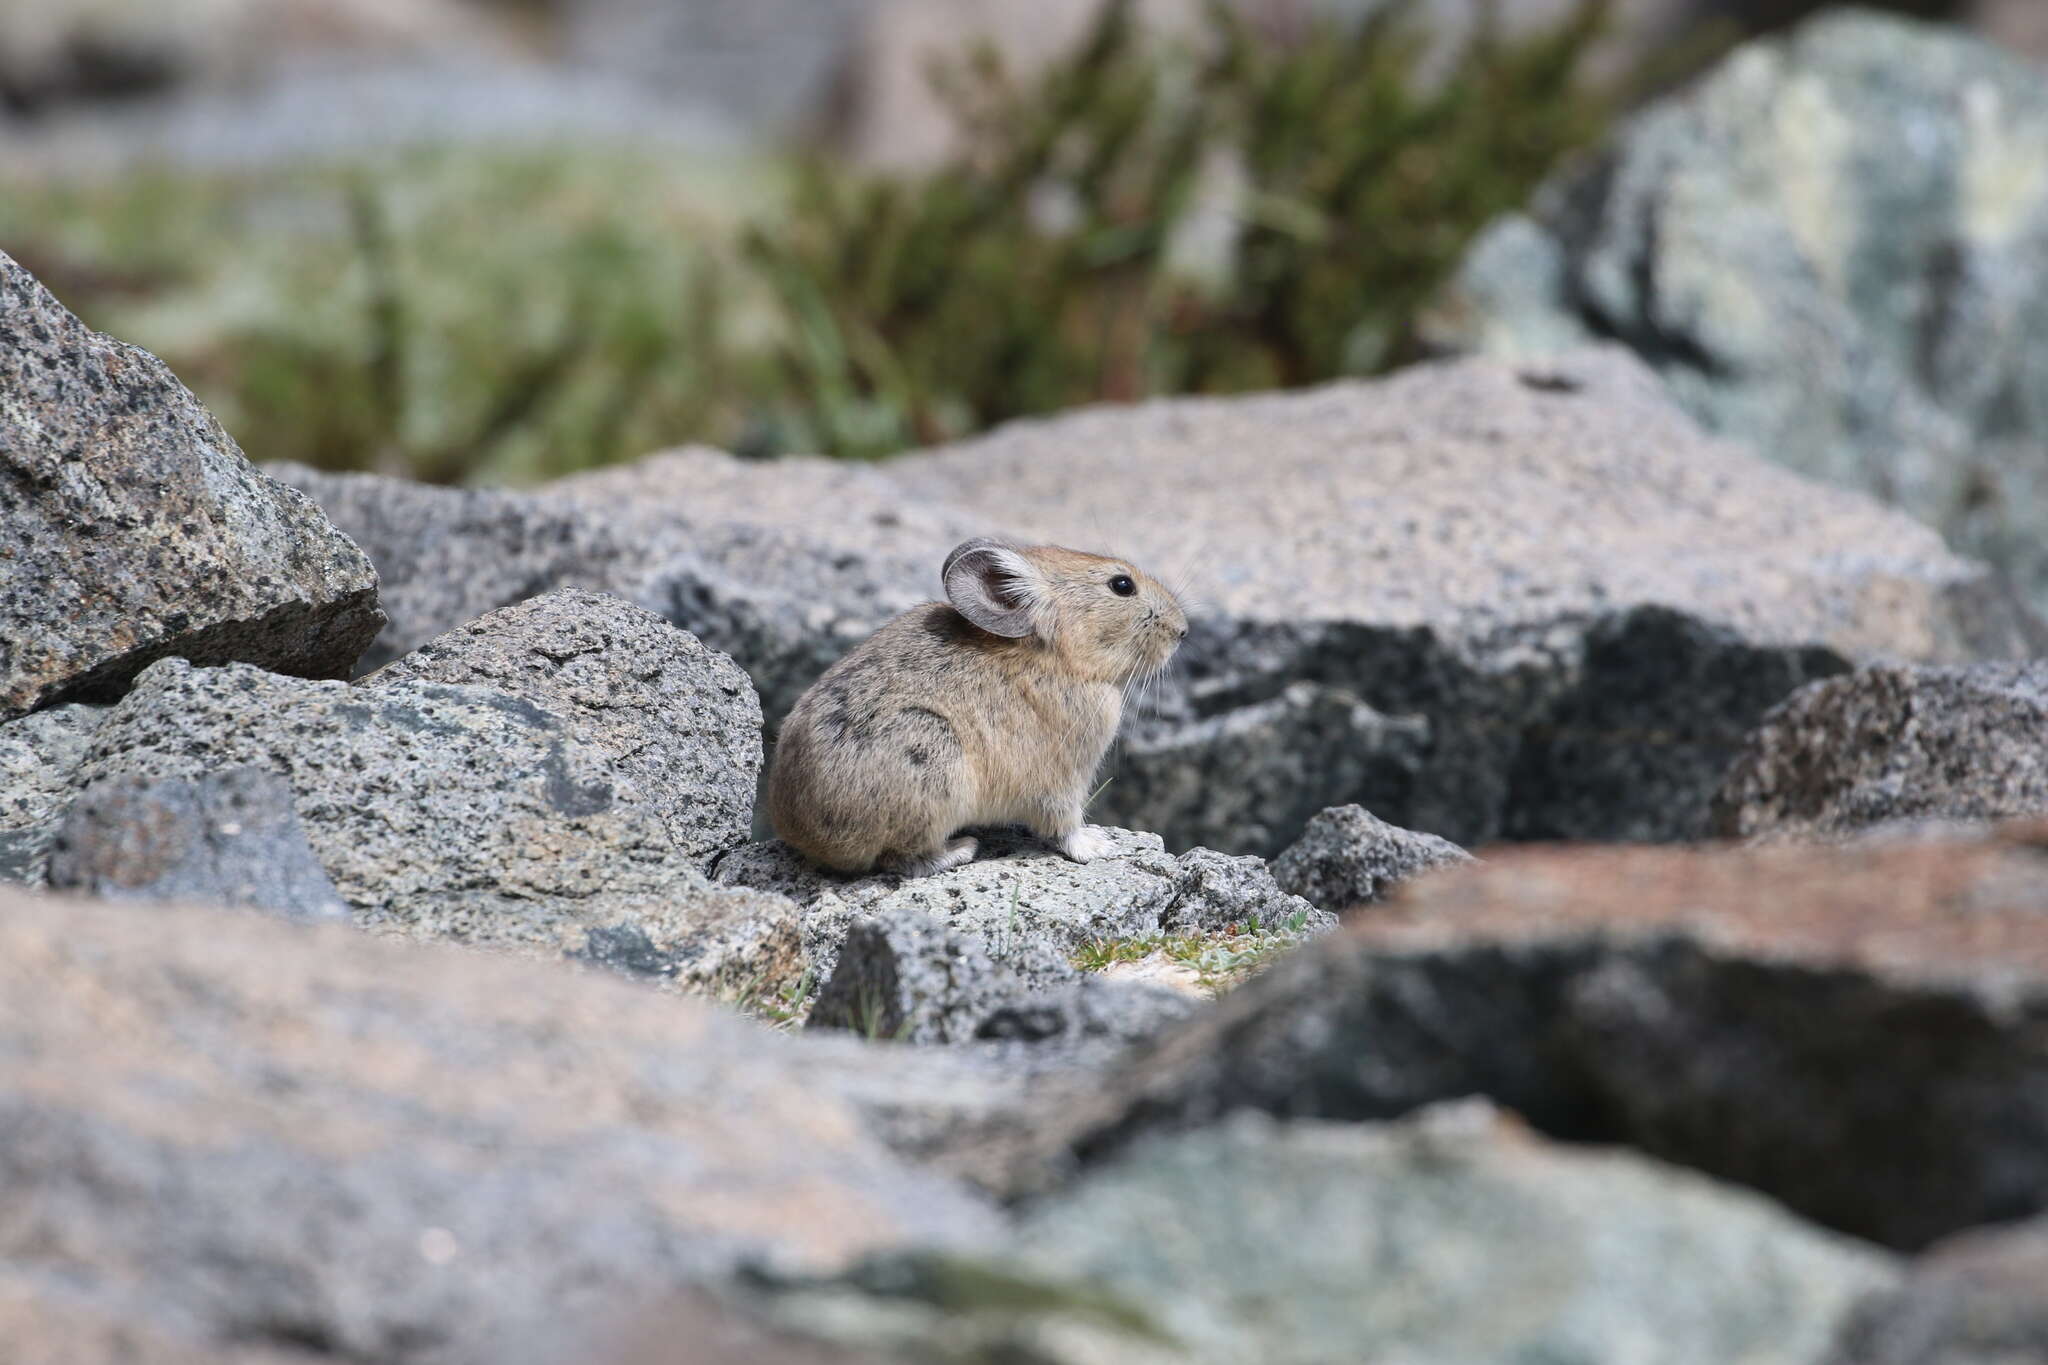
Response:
[0, 250, 382, 720]
[1037, 828, 2048, 1250]
[0, 889, 1000, 1365]
[283, 348, 2041, 856]
[715, 827, 1328, 984]
[746, 1103, 1894, 1365]
[1431, 12, 2048, 619]
[1714, 661, 2048, 842]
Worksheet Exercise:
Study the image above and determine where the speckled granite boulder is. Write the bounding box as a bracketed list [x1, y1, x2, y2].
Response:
[0, 888, 999, 1365]
[0, 250, 382, 721]
[1038, 828, 2048, 1251]
[1713, 662, 2048, 843]
[1271, 804, 1475, 911]
[1428, 12, 2048, 618]
[807, 909, 1197, 1047]
[49, 591, 794, 993]
[715, 826, 1331, 984]
[366, 588, 762, 864]
[0, 702, 105, 882]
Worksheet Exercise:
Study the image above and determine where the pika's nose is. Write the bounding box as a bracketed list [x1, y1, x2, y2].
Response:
[1175, 624, 1190, 640]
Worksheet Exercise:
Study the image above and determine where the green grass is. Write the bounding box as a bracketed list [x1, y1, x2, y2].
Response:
[1074, 909, 1314, 994]
[1, 142, 778, 484]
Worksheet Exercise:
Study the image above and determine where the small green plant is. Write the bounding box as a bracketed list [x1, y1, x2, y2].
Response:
[1073, 912, 1318, 993]
[731, 964, 818, 1030]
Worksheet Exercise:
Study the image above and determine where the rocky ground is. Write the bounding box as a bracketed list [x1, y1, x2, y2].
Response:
[10, 16, 2048, 1345]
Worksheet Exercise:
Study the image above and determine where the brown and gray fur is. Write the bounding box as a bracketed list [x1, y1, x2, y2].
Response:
[767, 538, 1188, 876]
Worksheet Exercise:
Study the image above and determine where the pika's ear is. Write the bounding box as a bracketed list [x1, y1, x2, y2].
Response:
[942, 538, 1041, 639]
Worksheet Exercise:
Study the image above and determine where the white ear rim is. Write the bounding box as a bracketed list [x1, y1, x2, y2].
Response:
[942, 538, 1040, 639]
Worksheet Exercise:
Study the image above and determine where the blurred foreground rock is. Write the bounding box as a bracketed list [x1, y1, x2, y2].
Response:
[1432, 12, 2048, 617]
[1714, 661, 2048, 842]
[0, 889, 1000, 1365]
[0, 249, 382, 722]
[737, 1103, 1894, 1365]
[1830, 1214, 2048, 1365]
[1039, 827, 2048, 1250]
[281, 348, 2040, 856]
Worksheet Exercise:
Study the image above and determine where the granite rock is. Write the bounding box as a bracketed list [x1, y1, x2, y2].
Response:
[1714, 661, 2048, 843]
[748, 1103, 1895, 1365]
[1270, 803, 1475, 911]
[714, 826, 1333, 985]
[59, 646, 796, 995]
[0, 250, 382, 721]
[0, 702, 106, 883]
[366, 588, 763, 863]
[1829, 1214, 2048, 1365]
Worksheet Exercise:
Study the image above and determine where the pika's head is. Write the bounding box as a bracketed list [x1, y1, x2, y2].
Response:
[942, 538, 1188, 685]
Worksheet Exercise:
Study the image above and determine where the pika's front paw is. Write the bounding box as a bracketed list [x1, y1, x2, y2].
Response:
[1060, 825, 1117, 863]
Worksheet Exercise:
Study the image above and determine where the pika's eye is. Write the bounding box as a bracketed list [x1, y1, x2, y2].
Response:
[1108, 574, 1137, 597]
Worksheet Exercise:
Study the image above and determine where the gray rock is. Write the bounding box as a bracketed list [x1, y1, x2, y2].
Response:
[1829, 1215, 2048, 1365]
[751, 1103, 1894, 1365]
[282, 350, 2038, 856]
[272, 453, 966, 718]
[1033, 829, 2048, 1251]
[61, 652, 797, 995]
[0, 702, 106, 883]
[45, 766, 347, 922]
[715, 826, 1334, 985]
[808, 909, 1198, 1047]
[1108, 682, 1431, 861]
[0, 250, 383, 721]
[1008, 1105, 1893, 1365]
[1713, 662, 2048, 843]
[1163, 846, 1323, 933]
[265, 465, 646, 675]
[365, 588, 763, 864]
[1427, 11, 2048, 618]
[0, 886, 1000, 1365]
[1270, 803, 1475, 910]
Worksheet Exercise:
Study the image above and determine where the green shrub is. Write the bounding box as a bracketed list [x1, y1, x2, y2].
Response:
[744, 0, 1616, 459]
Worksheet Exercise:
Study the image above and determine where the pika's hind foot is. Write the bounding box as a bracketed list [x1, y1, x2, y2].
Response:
[884, 835, 980, 879]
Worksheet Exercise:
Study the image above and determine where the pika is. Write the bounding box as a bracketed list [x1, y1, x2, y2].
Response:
[767, 538, 1188, 876]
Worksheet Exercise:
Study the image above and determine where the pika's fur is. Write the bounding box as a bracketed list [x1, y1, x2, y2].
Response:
[767, 538, 1188, 876]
